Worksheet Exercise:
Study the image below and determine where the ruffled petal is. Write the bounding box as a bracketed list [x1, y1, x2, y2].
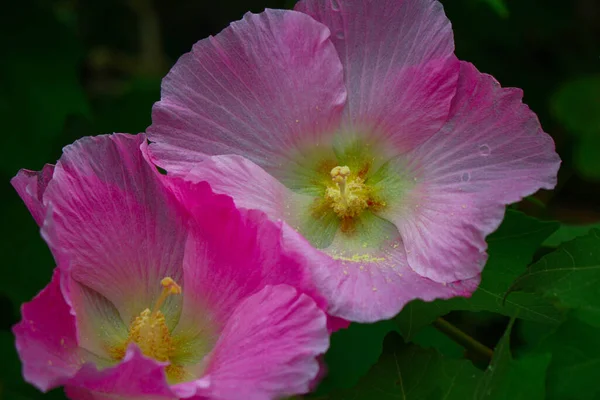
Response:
[183, 155, 297, 219]
[147, 9, 346, 176]
[381, 62, 560, 282]
[64, 345, 176, 400]
[295, 0, 459, 152]
[11, 164, 55, 226]
[180, 155, 341, 248]
[281, 223, 479, 322]
[41, 133, 188, 329]
[13, 269, 82, 392]
[167, 180, 325, 337]
[176, 285, 328, 400]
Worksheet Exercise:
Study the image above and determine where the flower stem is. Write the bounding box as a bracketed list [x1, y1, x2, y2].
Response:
[433, 317, 494, 361]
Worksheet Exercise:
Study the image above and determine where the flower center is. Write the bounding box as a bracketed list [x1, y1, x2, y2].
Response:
[325, 166, 371, 219]
[111, 277, 185, 381]
[127, 277, 181, 363]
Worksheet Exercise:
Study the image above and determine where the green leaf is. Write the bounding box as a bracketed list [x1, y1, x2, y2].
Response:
[396, 211, 562, 339]
[510, 230, 600, 327]
[0, 0, 89, 175]
[324, 332, 482, 400]
[411, 325, 464, 359]
[543, 222, 600, 247]
[314, 320, 398, 395]
[475, 319, 551, 400]
[533, 314, 600, 400]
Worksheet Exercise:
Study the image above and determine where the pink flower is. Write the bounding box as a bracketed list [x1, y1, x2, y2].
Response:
[11, 133, 329, 400]
[146, 1, 561, 322]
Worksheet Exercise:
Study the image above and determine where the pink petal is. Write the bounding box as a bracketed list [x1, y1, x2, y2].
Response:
[184, 285, 328, 400]
[41, 133, 188, 328]
[382, 62, 560, 282]
[183, 155, 296, 219]
[64, 345, 176, 400]
[147, 9, 346, 175]
[295, 0, 459, 152]
[281, 224, 479, 322]
[178, 153, 475, 322]
[11, 164, 55, 226]
[13, 269, 82, 392]
[168, 179, 325, 334]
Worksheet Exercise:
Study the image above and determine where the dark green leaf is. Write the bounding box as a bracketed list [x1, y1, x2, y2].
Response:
[396, 211, 562, 339]
[510, 229, 600, 327]
[475, 319, 551, 400]
[533, 315, 600, 400]
[314, 320, 398, 395]
[324, 332, 482, 400]
[411, 325, 464, 359]
[543, 222, 600, 247]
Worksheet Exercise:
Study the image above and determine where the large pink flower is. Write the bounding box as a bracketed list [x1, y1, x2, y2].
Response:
[11, 133, 329, 400]
[146, 1, 560, 322]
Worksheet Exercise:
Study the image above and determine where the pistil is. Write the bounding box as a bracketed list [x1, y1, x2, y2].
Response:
[330, 166, 351, 205]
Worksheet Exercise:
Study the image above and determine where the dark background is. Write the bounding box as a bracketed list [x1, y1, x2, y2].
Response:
[1, 0, 599, 398]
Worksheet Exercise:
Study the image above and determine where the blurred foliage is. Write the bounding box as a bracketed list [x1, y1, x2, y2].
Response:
[552, 76, 600, 180]
[480, 0, 509, 18]
[1, 0, 599, 399]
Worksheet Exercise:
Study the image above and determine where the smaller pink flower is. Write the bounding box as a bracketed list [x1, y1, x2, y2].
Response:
[11, 133, 329, 400]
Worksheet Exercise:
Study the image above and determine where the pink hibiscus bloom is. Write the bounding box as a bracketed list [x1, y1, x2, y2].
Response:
[11, 133, 329, 400]
[146, 0, 560, 322]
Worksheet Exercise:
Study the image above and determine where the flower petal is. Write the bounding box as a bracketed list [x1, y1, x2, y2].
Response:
[64, 345, 176, 400]
[381, 62, 560, 282]
[63, 278, 129, 362]
[295, 0, 459, 152]
[282, 221, 479, 322]
[178, 154, 473, 322]
[179, 285, 328, 400]
[13, 269, 82, 392]
[183, 155, 295, 219]
[147, 9, 346, 176]
[42, 133, 188, 328]
[11, 164, 55, 226]
[168, 180, 325, 336]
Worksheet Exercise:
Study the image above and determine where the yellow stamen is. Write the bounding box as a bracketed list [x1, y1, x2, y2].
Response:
[325, 166, 372, 219]
[152, 277, 182, 314]
[110, 277, 183, 381]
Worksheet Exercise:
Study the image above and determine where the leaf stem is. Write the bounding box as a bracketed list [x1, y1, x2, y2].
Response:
[433, 317, 494, 361]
